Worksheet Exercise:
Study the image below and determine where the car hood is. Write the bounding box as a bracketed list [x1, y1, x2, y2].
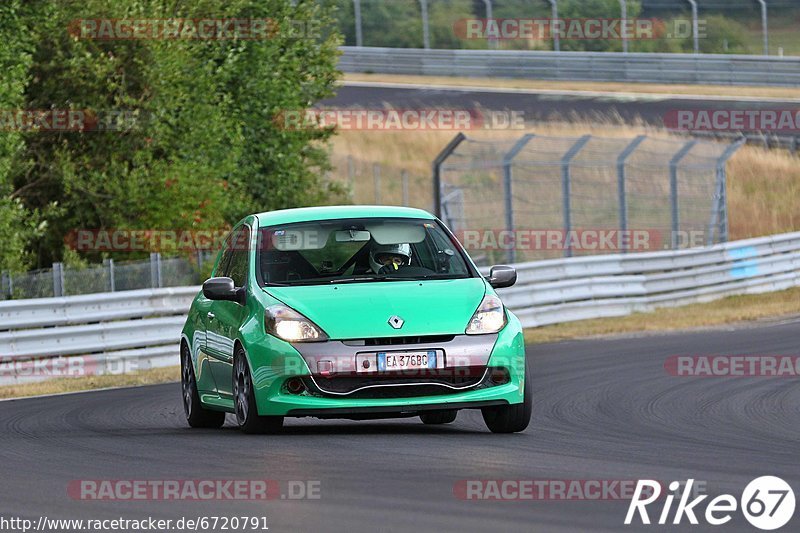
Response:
[265, 278, 487, 339]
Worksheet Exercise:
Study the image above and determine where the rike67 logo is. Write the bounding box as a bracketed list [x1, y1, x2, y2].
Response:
[625, 477, 795, 530]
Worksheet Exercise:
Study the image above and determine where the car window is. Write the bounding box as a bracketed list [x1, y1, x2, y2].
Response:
[258, 218, 473, 286]
[214, 232, 234, 277]
[225, 225, 250, 287]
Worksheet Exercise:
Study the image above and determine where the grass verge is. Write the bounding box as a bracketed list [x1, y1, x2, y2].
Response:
[0, 365, 179, 400]
[343, 73, 800, 100]
[524, 286, 800, 344]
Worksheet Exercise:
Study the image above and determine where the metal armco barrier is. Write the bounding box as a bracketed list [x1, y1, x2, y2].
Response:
[339, 47, 800, 87]
[0, 287, 198, 385]
[1, 231, 799, 384]
[490, 231, 800, 328]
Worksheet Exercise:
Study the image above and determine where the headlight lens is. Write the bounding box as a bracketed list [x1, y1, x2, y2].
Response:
[265, 305, 328, 342]
[465, 294, 507, 335]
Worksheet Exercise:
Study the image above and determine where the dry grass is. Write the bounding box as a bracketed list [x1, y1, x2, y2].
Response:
[524, 286, 800, 344]
[343, 73, 800, 100]
[329, 122, 800, 240]
[0, 366, 179, 400]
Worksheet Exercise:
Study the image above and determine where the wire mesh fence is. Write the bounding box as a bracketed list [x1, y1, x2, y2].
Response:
[434, 133, 743, 266]
[0, 253, 209, 301]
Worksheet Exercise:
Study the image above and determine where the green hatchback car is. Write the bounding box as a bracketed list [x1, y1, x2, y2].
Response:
[180, 206, 531, 433]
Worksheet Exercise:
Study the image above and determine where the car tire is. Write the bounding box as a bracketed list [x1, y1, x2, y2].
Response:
[233, 347, 284, 434]
[420, 410, 458, 425]
[181, 342, 226, 429]
[481, 358, 532, 434]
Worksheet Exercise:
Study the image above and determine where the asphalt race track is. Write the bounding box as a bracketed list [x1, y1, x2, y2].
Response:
[325, 83, 800, 130]
[1, 319, 798, 532]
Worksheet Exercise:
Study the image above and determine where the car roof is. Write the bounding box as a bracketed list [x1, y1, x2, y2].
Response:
[253, 205, 435, 227]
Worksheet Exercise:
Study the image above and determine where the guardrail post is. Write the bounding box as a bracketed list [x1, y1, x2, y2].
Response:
[502, 134, 535, 263]
[669, 140, 697, 249]
[561, 135, 591, 257]
[432, 133, 466, 219]
[617, 135, 646, 253]
[707, 139, 745, 245]
[353, 0, 363, 47]
[150, 253, 162, 288]
[105, 258, 115, 292]
[52, 262, 64, 297]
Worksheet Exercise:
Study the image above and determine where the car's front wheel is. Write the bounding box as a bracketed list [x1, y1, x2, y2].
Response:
[481, 359, 532, 433]
[181, 343, 225, 428]
[233, 347, 284, 434]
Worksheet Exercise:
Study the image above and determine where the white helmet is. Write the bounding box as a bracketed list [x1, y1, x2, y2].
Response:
[370, 243, 412, 273]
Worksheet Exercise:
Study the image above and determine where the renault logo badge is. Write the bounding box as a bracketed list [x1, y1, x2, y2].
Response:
[388, 315, 404, 329]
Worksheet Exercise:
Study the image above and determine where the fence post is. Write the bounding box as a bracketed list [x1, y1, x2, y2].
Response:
[105, 258, 115, 292]
[617, 135, 647, 253]
[619, 0, 628, 53]
[547, 0, 560, 52]
[150, 252, 162, 288]
[482, 0, 497, 49]
[401, 170, 410, 206]
[1, 271, 10, 299]
[432, 133, 466, 219]
[757, 0, 769, 55]
[707, 139, 745, 245]
[502, 134, 535, 264]
[353, 0, 363, 47]
[373, 163, 381, 204]
[687, 0, 699, 54]
[669, 140, 697, 249]
[52, 262, 64, 297]
[420, 0, 430, 49]
[347, 155, 355, 200]
[561, 135, 592, 258]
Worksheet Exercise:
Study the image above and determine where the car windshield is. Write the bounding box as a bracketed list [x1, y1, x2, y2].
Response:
[257, 217, 473, 286]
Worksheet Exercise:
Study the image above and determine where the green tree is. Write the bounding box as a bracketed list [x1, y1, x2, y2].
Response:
[6, 0, 343, 267]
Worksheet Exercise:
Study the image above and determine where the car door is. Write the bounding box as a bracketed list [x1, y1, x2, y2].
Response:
[206, 224, 250, 399]
[194, 233, 234, 394]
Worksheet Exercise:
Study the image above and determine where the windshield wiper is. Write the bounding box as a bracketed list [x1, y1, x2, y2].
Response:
[330, 275, 420, 284]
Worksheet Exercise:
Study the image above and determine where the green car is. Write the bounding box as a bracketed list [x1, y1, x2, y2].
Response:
[180, 206, 531, 433]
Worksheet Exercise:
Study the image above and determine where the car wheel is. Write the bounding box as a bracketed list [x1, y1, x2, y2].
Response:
[482, 358, 532, 434]
[181, 342, 225, 428]
[233, 347, 284, 434]
[420, 410, 458, 425]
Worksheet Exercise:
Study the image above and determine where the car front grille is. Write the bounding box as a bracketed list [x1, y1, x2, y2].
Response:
[302, 366, 490, 399]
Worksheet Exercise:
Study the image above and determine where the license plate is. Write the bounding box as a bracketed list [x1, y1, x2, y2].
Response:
[378, 351, 436, 372]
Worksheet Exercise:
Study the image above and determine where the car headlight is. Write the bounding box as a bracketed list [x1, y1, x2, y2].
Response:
[265, 304, 328, 342]
[465, 294, 507, 335]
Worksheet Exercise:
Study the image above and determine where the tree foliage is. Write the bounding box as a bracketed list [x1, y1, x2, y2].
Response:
[1, 0, 343, 269]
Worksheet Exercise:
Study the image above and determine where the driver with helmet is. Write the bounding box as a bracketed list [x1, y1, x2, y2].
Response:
[369, 243, 412, 274]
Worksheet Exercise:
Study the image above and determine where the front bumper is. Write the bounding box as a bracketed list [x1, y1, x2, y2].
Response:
[246, 312, 527, 417]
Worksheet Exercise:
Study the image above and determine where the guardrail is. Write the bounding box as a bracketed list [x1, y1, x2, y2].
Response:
[491, 231, 800, 328]
[1, 231, 799, 385]
[0, 287, 197, 385]
[339, 47, 800, 87]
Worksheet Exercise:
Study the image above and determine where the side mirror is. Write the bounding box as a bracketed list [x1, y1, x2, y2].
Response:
[487, 265, 517, 289]
[202, 277, 245, 304]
